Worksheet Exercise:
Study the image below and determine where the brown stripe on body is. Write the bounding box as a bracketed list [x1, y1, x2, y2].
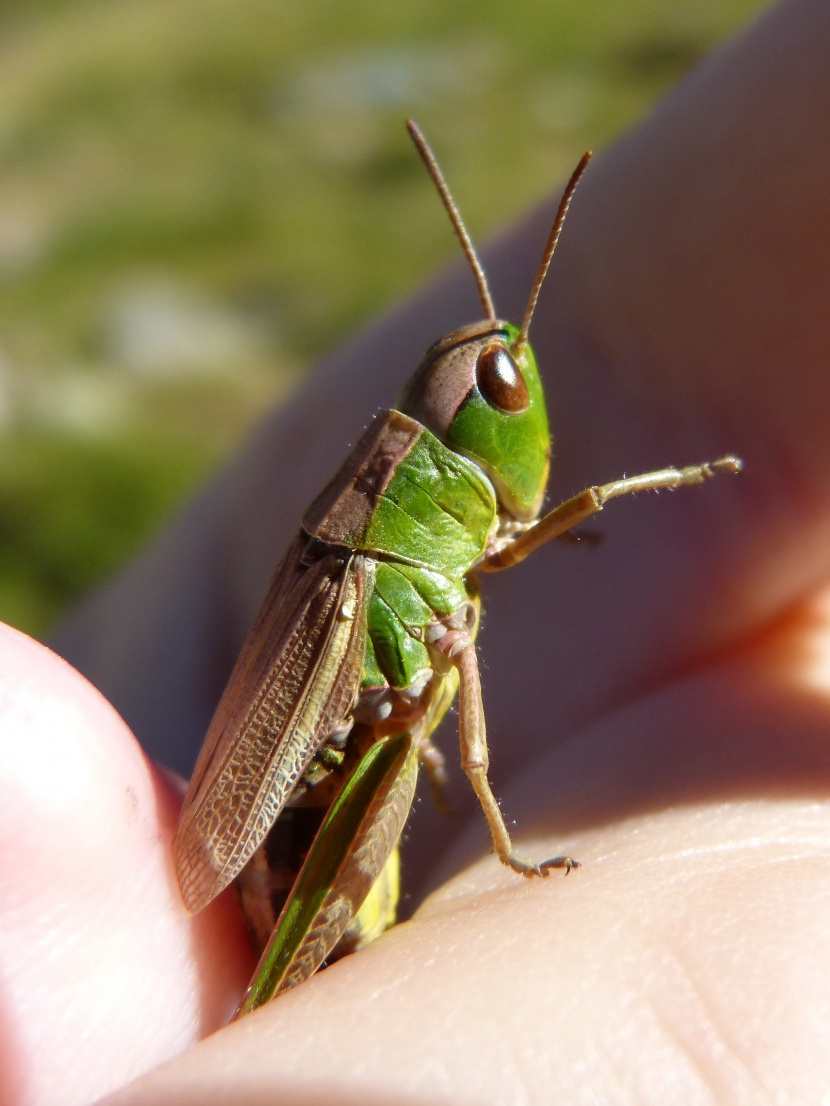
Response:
[303, 410, 423, 546]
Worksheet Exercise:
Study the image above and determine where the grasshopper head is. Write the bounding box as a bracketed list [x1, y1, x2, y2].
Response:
[398, 320, 550, 522]
[401, 121, 589, 523]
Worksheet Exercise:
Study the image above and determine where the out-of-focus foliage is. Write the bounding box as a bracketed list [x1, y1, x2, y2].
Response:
[0, 0, 762, 635]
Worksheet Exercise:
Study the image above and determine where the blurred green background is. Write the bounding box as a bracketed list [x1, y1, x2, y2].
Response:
[0, 0, 764, 637]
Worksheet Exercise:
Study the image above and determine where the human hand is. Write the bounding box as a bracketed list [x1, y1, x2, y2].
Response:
[12, 0, 830, 1101]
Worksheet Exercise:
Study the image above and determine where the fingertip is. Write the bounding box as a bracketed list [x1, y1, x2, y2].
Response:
[0, 623, 252, 1103]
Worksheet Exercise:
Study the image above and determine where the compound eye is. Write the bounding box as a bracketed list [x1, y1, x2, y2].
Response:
[476, 343, 530, 413]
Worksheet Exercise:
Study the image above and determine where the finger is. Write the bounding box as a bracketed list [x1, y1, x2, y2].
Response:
[0, 624, 252, 1106]
[447, 0, 830, 801]
[98, 607, 830, 1105]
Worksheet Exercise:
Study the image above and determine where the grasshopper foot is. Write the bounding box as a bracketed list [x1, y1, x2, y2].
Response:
[540, 854, 580, 875]
[504, 853, 581, 878]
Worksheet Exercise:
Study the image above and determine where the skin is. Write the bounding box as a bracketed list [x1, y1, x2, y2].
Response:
[3, 0, 830, 1100]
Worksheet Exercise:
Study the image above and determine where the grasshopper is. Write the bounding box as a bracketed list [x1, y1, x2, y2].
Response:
[174, 121, 741, 1014]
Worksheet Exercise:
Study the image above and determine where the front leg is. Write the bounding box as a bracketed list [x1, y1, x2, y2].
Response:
[432, 622, 578, 878]
[482, 454, 742, 571]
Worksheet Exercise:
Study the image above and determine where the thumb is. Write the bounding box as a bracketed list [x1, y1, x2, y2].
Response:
[0, 623, 251, 1106]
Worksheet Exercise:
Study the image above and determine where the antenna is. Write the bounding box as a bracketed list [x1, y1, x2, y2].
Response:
[406, 119, 497, 325]
[513, 151, 592, 357]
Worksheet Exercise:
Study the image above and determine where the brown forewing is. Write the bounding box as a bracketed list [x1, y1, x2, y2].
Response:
[174, 536, 370, 914]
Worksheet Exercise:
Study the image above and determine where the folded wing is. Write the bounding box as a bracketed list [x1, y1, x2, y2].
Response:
[174, 537, 369, 914]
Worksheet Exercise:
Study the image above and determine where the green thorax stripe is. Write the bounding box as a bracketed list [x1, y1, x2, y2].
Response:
[361, 560, 474, 690]
[303, 410, 497, 578]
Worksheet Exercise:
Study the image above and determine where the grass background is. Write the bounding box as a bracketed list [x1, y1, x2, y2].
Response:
[0, 0, 765, 636]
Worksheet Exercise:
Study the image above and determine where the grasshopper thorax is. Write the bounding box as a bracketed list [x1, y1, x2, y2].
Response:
[398, 320, 550, 522]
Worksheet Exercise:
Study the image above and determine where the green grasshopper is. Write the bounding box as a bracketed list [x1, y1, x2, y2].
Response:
[174, 121, 741, 1014]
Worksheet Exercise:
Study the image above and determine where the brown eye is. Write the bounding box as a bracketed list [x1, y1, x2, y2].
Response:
[476, 344, 530, 413]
